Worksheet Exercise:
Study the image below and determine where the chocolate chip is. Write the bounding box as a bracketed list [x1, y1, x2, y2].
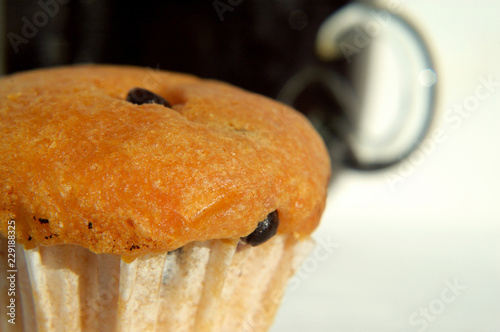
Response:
[126, 87, 171, 107]
[39, 218, 49, 224]
[241, 210, 279, 246]
[88, 222, 93, 229]
[28, 236, 32, 241]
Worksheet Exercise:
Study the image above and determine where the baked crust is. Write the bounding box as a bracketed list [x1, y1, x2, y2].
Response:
[0, 65, 330, 257]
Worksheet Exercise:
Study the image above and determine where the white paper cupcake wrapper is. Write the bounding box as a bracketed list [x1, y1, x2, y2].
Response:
[1, 234, 314, 332]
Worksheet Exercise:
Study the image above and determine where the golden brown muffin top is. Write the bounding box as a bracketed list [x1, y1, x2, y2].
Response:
[0, 65, 330, 259]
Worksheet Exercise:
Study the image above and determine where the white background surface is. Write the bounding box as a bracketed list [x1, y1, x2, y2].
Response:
[0, 1, 498, 331]
[273, 1, 500, 331]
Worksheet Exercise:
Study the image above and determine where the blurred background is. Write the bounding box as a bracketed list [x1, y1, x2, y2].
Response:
[1, 0, 499, 331]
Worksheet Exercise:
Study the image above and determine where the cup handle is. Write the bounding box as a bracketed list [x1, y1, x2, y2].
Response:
[312, 2, 437, 170]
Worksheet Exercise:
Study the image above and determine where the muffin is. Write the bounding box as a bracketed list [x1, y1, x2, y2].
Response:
[0, 65, 331, 331]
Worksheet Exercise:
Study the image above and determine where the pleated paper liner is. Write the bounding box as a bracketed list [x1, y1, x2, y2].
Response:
[0, 234, 314, 332]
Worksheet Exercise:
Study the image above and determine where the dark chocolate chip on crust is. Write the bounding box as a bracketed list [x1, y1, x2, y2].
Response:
[126, 87, 171, 107]
[241, 210, 279, 246]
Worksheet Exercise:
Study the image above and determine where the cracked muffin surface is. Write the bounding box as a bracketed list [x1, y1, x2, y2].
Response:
[0, 65, 330, 258]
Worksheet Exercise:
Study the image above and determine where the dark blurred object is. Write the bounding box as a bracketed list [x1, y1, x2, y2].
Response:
[3, 0, 435, 176]
[4, 0, 352, 177]
[4, 0, 348, 98]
